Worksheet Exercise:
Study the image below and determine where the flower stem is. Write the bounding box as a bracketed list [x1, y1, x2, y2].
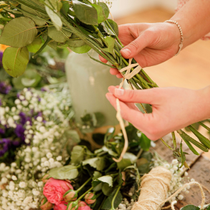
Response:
[76, 177, 92, 193]
[77, 186, 93, 201]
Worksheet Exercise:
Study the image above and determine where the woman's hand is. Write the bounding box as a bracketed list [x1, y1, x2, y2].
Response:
[100, 22, 181, 78]
[106, 86, 210, 140]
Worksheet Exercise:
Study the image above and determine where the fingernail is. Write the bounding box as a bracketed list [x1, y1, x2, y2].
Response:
[115, 88, 124, 96]
[121, 48, 131, 57]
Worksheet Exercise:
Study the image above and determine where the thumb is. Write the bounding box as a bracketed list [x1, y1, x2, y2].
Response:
[120, 33, 149, 58]
[112, 87, 159, 104]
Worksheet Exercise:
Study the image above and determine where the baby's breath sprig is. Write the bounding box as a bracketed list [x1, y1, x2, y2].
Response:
[0, 85, 77, 210]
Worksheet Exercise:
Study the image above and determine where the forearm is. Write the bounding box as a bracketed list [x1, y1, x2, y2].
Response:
[170, 0, 210, 48]
[195, 85, 210, 122]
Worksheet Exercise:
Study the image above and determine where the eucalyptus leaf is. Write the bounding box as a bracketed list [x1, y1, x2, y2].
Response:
[48, 165, 79, 180]
[3, 47, 29, 77]
[27, 36, 44, 53]
[82, 157, 105, 171]
[0, 17, 38, 48]
[92, 2, 109, 24]
[21, 4, 47, 26]
[69, 45, 91, 54]
[45, 1, 62, 31]
[48, 26, 72, 43]
[72, 0, 98, 25]
[70, 145, 85, 165]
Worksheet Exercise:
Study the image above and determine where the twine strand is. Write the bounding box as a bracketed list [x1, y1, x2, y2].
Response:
[113, 59, 142, 162]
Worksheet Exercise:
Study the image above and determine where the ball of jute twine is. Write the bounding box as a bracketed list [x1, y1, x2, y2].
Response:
[131, 166, 172, 210]
[131, 166, 206, 210]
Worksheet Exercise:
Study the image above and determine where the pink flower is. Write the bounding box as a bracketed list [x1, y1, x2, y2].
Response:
[78, 206, 91, 210]
[84, 192, 96, 205]
[54, 201, 68, 210]
[43, 178, 74, 205]
[40, 198, 53, 210]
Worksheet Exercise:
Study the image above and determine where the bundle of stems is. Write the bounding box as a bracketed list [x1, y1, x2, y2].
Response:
[1, 0, 210, 165]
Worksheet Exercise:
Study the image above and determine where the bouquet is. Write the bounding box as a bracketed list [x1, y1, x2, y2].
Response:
[0, 0, 210, 165]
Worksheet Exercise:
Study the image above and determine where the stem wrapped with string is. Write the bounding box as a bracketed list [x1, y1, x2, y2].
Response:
[0, 0, 210, 165]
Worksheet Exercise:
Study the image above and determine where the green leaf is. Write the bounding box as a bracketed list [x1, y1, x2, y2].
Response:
[72, 0, 98, 25]
[103, 36, 115, 54]
[27, 36, 44, 53]
[181, 205, 200, 210]
[48, 165, 79, 180]
[48, 26, 72, 43]
[139, 133, 151, 151]
[117, 153, 137, 170]
[102, 187, 122, 210]
[102, 183, 113, 196]
[69, 45, 91, 54]
[97, 175, 113, 187]
[92, 2, 109, 24]
[12, 68, 41, 88]
[45, 0, 62, 30]
[3, 47, 29, 77]
[82, 157, 105, 171]
[71, 145, 85, 165]
[21, 4, 47, 26]
[0, 17, 38, 48]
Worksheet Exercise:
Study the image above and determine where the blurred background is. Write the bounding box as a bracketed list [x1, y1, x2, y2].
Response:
[110, 0, 210, 158]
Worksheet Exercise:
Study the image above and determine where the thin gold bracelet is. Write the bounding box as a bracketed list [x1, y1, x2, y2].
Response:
[165, 19, 184, 56]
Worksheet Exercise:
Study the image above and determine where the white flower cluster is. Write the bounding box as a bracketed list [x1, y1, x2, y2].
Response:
[116, 198, 135, 210]
[0, 86, 73, 210]
[153, 157, 190, 202]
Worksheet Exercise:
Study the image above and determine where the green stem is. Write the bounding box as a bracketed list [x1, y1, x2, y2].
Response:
[76, 177, 92, 193]
[160, 138, 173, 151]
[111, 185, 121, 209]
[77, 186, 93, 201]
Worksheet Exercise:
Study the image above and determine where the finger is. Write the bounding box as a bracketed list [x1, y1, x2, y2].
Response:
[110, 68, 123, 78]
[106, 92, 154, 134]
[99, 55, 108, 63]
[120, 31, 152, 59]
[109, 87, 159, 104]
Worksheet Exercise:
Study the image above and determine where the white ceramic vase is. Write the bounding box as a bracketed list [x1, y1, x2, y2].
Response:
[65, 50, 121, 128]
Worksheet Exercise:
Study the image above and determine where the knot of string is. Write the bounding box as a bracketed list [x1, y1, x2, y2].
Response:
[113, 58, 142, 162]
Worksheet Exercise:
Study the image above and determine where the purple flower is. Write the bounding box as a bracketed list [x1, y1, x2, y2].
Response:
[0, 127, 5, 134]
[15, 124, 25, 141]
[0, 82, 12, 94]
[0, 138, 12, 157]
[19, 112, 31, 125]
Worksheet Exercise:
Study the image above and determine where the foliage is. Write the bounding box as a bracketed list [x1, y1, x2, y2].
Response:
[46, 124, 153, 210]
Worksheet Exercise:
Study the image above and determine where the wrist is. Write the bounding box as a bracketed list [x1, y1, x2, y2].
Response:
[195, 86, 210, 121]
[165, 20, 184, 55]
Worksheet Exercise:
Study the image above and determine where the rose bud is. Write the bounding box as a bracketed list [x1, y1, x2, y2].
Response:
[63, 189, 78, 202]
[84, 192, 96, 205]
[40, 198, 53, 210]
[78, 201, 87, 207]
[78, 201, 91, 210]
[67, 200, 79, 210]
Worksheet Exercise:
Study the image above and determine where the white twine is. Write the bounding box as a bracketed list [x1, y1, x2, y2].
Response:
[113, 59, 142, 162]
